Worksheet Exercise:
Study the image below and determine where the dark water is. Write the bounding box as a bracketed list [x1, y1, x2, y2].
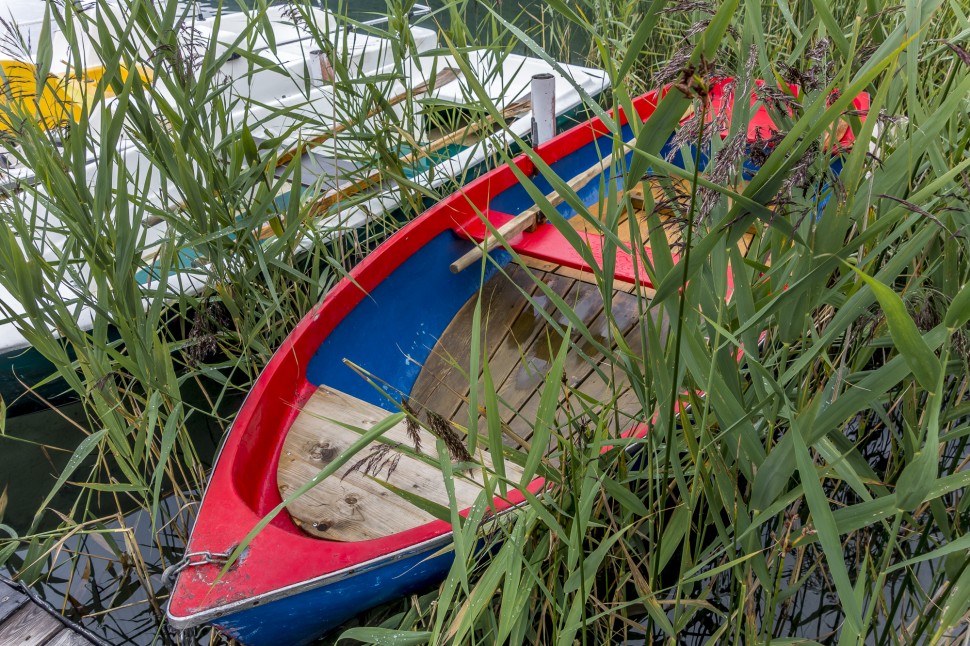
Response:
[1, 382, 236, 644]
[1, 403, 89, 531]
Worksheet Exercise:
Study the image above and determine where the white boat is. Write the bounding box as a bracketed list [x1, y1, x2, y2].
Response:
[0, 3, 609, 411]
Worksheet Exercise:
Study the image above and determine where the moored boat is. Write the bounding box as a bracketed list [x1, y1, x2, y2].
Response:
[0, 4, 608, 413]
[165, 81, 868, 644]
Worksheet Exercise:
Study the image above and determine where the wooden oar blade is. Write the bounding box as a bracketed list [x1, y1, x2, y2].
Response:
[407, 66, 460, 99]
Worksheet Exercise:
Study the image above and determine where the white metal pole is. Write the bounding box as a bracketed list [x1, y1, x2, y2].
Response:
[530, 73, 556, 145]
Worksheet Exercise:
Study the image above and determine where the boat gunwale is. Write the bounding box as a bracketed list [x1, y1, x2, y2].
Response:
[166, 526, 455, 629]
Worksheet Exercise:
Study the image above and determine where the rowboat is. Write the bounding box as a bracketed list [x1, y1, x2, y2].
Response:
[165, 81, 868, 644]
[0, 4, 608, 413]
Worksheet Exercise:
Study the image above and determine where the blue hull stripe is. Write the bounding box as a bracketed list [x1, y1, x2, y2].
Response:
[213, 542, 453, 646]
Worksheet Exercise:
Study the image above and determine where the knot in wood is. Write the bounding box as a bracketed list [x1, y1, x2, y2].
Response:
[308, 441, 338, 462]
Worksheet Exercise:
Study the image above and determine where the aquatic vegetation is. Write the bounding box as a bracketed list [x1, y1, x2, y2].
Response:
[1, 0, 969, 644]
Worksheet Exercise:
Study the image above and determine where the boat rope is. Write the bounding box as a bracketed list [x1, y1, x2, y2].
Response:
[161, 549, 234, 588]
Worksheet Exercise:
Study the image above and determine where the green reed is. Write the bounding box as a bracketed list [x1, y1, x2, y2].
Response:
[1, 0, 969, 644]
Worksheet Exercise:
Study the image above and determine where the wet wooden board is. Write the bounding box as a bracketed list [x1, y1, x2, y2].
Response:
[47, 631, 92, 646]
[489, 280, 607, 435]
[0, 583, 28, 625]
[0, 579, 101, 645]
[0, 602, 63, 645]
[278, 385, 523, 541]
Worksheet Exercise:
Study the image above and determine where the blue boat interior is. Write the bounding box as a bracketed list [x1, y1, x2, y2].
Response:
[305, 231, 504, 410]
[301, 121, 699, 410]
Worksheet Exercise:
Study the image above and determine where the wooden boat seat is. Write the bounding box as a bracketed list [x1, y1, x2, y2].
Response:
[278, 385, 523, 541]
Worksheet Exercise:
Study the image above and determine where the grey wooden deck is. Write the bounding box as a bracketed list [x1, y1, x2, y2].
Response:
[0, 577, 103, 646]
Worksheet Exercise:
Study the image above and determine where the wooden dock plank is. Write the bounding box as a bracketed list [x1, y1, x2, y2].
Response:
[47, 630, 91, 646]
[0, 603, 63, 646]
[0, 584, 28, 625]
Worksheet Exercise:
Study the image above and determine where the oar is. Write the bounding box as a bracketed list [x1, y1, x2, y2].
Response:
[449, 150, 619, 274]
[300, 94, 536, 219]
[400, 93, 533, 165]
[276, 66, 461, 168]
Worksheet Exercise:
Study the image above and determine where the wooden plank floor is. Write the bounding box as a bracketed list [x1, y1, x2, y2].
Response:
[0, 579, 100, 646]
[409, 267, 655, 447]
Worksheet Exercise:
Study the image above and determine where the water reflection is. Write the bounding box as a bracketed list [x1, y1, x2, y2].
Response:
[2, 384, 237, 644]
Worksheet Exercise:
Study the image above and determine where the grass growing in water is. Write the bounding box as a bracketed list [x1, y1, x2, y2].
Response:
[0, 0, 969, 644]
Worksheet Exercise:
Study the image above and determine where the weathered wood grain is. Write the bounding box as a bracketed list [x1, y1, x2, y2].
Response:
[279, 386, 522, 541]
[410, 265, 653, 453]
[47, 630, 92, 646]
[511, 289, 646, 441]
[0, 603, 63, 646]
[449, 271, 577, 425]
[410, 265, 539, 418]
[0, 583, 28, 625]
[492, 280, 606, 435]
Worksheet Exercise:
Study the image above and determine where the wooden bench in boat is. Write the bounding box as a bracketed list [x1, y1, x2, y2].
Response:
[278, 385, 525, 541]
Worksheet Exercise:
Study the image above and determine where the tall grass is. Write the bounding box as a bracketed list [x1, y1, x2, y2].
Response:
[0, 0, 968, 644]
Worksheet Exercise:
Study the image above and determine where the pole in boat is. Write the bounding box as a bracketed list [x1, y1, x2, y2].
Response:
[309, 50, 334, 86]
[530, 73, 556, 145]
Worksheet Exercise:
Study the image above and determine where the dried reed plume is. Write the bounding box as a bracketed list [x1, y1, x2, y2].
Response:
[401, 398, 423, 452]
[346, 442, 402, 481]
[426, 410, 473, 463]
